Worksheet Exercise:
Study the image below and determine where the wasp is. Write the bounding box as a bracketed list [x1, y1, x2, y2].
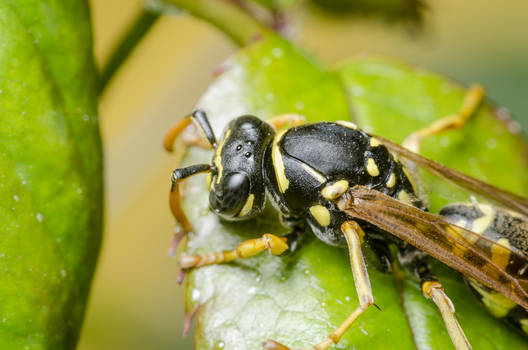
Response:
[163, 85, 528, 350]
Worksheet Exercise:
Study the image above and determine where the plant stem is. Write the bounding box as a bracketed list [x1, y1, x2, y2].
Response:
[98, 0, 268, 95]
[163, 0, 269, 46]
[99, 10, 160, 94]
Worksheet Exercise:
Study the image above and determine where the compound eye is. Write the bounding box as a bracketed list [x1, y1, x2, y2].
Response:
[209, 172, 250, 218]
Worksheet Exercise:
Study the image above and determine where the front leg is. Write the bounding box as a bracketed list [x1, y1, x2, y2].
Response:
[163, 109, 217, 152]
[168, 164, 212, 259]
[164, 110, 217, 256]
[264, 220, 375, 350]
[281, 227, 305, 253]
[279, 214, 305, 253]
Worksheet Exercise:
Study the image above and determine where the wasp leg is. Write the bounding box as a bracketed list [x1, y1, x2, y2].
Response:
[180, 233, 289, 268]
[399, 245, 472, 350]
[267, 113, 306, 131]
[264, 221, 374, 350]
[281, 227, 305, 253]
[422, 280, 472, 350]
[169, 165, 211, 259]
[180, 126, 214, 149]
[165, 110, 217, 260]
[164, 109, 217, 152]
[403, 84, 485, 153]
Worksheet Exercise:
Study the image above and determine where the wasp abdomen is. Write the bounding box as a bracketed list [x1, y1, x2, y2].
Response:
[440, 203, 528, 335]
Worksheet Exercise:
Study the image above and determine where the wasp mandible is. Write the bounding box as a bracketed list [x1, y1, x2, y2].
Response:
[164, 84, 528, 350]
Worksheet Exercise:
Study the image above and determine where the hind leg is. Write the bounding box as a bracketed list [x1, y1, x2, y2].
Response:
[403, 84, 484, 153]
[399, 246, 472, 350]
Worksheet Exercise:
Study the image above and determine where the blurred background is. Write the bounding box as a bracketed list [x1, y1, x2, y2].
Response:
[78, 1, 528, 349]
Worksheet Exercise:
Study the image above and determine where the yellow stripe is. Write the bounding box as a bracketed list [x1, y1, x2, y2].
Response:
[397, 190, 413, 205]
[321, 180, 349, 200]
[205, 172, 212, 190]
[443, 223, 475, 255]
[402, 167, 418, 194]
[472, 205, 495, 234]
[370, 137, 382, 147]
[301, 163, 326, 183]
[469, 280, 516, 318]
[336, 120, 358, 129]
[309, 205, 331, 226]
[478, 203, 494, 216]
[238, 193, 255, 217]
[366, 158, 379, 177]
[520, 319, 528, 334]
[214, 129, 231, 184]
[272, 129, 290, 193]
[491, 238, 511, 270]
[386, 173, 396, 188]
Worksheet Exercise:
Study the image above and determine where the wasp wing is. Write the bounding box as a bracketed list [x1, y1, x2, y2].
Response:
[337, 185, 528, 310]
[377, 136, 528, 217]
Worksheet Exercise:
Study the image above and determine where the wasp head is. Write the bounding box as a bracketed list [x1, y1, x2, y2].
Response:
[208, 115, 275, 220]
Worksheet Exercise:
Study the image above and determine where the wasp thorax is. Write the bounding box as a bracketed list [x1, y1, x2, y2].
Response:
[209, 115, 275, 220]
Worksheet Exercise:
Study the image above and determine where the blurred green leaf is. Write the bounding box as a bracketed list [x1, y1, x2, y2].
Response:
[309, 0, 425, 23]
[338, 57, 528, 211]
[248, 0, 299, 11]
[181, 35, 528, 349]
[0, 1, 102, 349]
[144, 0, 182, 15]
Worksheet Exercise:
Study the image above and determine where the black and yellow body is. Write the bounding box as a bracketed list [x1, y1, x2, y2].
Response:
[209, 116, 426, 252]
[440, 203, 528, 335]
[261, 121, 422, 247]
[165, 99, 528, 350]
[211, 117, 528, 329]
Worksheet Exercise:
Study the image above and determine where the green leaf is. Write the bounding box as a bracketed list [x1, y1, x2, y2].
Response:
[0, 1, 102, 349]
[181, 35, 528, 349]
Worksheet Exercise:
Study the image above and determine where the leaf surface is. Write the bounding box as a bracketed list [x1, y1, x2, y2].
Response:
[181, 35, 528, 349]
